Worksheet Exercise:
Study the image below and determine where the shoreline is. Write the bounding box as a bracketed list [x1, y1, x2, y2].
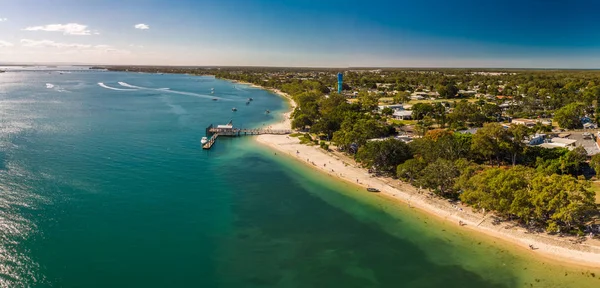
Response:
[231, 79, 600, 268]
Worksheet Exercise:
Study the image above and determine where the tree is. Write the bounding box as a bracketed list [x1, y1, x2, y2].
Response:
[419, 159, 460, 197]
[356, 139, 412, 174]
[437, 83, 459, 98]
[292, 113, 313, 130]
[507, 124, 530, 166]
[411, 103, 435, 120]
[414, 116, 434, 136]
[554, 102, 585, 129]
[381, 107, 393, 116]
[471, 123, 511, 166]
[458, 166, 534, 218]
[448, 100, 486, 127]
[529, 173, 595, 232]
[559, 146, 587, 176]
[319, 93, 347, 117]
[397, 158, 427, 184]
[590, 153, 600, 175]
[431, 102, 447, 127]
[332, 115, 388, 151]
[358, 91, 379, 111]
[410, 130, 471, 162]
[393, 91, 411, 104]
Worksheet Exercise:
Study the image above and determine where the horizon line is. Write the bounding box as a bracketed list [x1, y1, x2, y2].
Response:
[3, 62, 600, 71]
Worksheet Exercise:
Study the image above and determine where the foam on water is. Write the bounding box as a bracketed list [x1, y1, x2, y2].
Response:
[97, 82, 137, 91]
[118, 81, 225, 100]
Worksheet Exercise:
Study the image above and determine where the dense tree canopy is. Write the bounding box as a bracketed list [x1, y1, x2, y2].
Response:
[554, 102, 585, 129]
[113, 66, 600, 235]
[356, 139, 412, 174]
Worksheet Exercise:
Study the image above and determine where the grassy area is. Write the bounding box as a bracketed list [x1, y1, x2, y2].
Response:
[406, 98, 479, 105]
[388, 119, 417, 125]
[289, 133, 304, 137]
[590, 182, 600, 204]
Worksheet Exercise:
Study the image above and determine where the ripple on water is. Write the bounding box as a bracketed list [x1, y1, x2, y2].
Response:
[0, 161, 48, 287]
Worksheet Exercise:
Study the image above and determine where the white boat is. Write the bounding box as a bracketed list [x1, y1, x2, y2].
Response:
[201, 137, 208, 144]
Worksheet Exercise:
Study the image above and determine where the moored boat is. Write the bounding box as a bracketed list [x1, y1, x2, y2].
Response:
[200, 137, 208, 144]
[232, 107, 237, 112]
[367, 188, 380, 193]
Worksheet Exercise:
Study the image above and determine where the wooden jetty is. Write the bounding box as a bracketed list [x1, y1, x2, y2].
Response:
[202, 121, 292, 149]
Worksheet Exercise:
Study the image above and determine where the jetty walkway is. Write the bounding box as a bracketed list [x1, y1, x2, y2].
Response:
[202, 122, 292, 149]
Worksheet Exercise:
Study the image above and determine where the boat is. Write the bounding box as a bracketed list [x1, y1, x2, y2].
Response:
[246, 101, 250, 105]
[248, 97, 253, 101]
[232, 107, 237, 112]
[265, 109, 270, 114]
[367, 188, 380, 193]
[212, 98, 218, 101]
[211, 91, 214, 94]
[200, 137, 208, 144]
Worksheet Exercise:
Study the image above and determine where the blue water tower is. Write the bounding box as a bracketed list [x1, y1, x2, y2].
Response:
[337, 73, 343, 94]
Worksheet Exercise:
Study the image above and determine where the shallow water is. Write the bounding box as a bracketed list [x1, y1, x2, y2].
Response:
[0, 70, 598, 287]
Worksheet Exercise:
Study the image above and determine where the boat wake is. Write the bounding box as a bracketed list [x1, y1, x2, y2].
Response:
[117, 81, 226, 100]
[98, 82, 137, 91]
[117, 82, 143, 89]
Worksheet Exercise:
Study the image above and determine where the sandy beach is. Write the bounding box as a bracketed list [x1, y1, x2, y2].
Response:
[237, 81, 600, 268]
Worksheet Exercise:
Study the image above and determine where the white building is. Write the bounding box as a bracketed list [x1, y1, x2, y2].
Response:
[511, 118, 538, 127]
[393, 110, 413, 120]
[539, 137, 577, 149]
[527, 134, 546, 145]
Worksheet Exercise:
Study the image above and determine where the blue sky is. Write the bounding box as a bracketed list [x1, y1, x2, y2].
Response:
[1, 0, 600, 67]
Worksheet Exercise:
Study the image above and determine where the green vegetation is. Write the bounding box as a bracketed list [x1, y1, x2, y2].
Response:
[100, 66, 600, 234]
[395, 128, 597, 233]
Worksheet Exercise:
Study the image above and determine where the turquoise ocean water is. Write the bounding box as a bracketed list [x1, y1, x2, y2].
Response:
[0, 70, 598, 287]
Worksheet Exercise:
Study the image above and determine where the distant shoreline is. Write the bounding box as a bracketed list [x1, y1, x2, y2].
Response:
[227, 79, 600, 268]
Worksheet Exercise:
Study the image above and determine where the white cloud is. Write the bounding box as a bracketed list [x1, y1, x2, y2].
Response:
[19, 39, 129, 55]
[0, 40, 13, 47]
[23, 23, 95, 35]
[128, 44, 144, 48]
[20, 39, 92, 49]
[134, 24, 149, 30]
[0, 18, 7, 22]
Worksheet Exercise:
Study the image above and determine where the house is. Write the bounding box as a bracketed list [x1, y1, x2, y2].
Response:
[395, 136, 414, 143]
[410, 95, 425, 100]
[511, 118, 538, 127]
[457, 128, 480, 134]
[458, 90, 477, 96]
[378, 104, 404, 111]
[540, 137, 577, 149]
[392, 110, 413, 120]
[527, 134, 546, 145]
